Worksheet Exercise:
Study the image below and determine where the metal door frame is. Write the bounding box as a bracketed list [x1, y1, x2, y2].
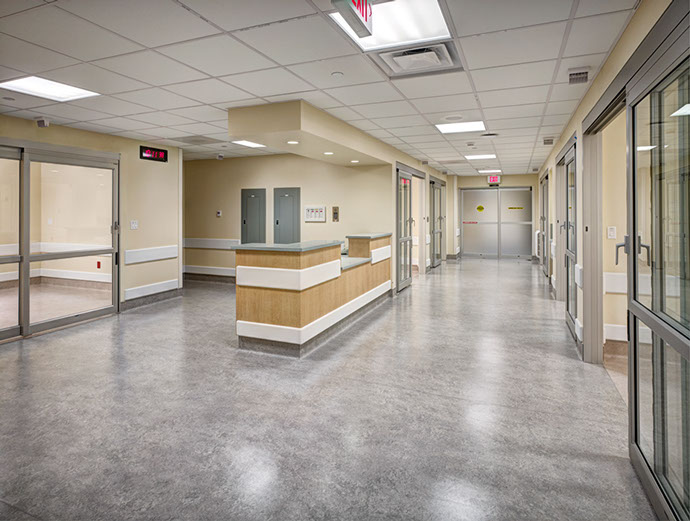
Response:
[540, 174, 550, 277]
[273, 187, 300, 244]
[561, 147, 578, 342]
[429, 176, 445, 268]
[396, 169, 413, 291]
[623, 4, 690, 516]
[0, 138, 121, 340]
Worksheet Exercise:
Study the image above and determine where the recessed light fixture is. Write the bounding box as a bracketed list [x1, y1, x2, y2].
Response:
[436, 121, 486, 134]
[636, 145, 656, 152]
[0, 76, 99, 102]
[670, 104, 690, 117]
[330, 0, 450, 52]
[287, 140, 299, 145]
[478, 169, 501, 174]
[465, 154, 496, 160]
[232, 140, 266, 148]
[350, 160, 359, 163]
[324, 152, 334, 155]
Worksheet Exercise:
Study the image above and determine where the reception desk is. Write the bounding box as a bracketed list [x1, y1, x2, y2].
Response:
[231, 234, 392, 357]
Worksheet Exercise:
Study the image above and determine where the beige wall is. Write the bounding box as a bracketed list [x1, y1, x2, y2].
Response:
[602, 111, 628, 328]
[184, 154, 392, 270]
[0, 113, 183, 301]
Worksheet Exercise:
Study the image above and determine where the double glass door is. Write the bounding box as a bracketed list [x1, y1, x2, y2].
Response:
[564, 150, 578, 333]
[629, 57, 689, 521]
[430, 180, 444, 268]
[397, 171, 413, 291]
[0, 145, 119, 341]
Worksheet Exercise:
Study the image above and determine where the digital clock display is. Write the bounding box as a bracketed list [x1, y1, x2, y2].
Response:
[140, 146, 168, 163]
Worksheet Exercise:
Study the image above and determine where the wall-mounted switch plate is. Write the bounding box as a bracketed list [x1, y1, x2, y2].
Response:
[130, 220, 138, 230]
[607, 226, 617, 240]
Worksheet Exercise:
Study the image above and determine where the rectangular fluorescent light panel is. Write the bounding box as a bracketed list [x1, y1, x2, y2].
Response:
[478, 169, 501, 174]
[330, 0, 450, 52]
[636, 145, 656, 152]
[670, 104, 690, 117]
[0, 76, 99, 102]
[465, 154, 496, 160]
[435, 121, 486, 134]
[232, 140, 266, 148]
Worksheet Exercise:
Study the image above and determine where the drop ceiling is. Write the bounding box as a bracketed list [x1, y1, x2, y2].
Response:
[0, 0, 638, 174]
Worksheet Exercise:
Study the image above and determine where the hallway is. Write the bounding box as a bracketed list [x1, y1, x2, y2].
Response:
[0, 259, 654, 521]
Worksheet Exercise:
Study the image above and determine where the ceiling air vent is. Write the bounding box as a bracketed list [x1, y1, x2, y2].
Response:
[568, 67, 590, 85]
[543, 137, 554, 146]
[176, 136, 224, 145]
[375, 42, 462, 78]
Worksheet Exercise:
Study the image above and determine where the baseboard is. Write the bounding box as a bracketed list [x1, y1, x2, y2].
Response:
[184, 265, 236, 277]
[124, 279, 179, 301]
[184, 273, 235, 284]
[120, 287, 183, 311]
[446, 254, 458, 260]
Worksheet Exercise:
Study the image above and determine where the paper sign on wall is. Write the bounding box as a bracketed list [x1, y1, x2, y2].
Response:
[305, 205, 327, 223]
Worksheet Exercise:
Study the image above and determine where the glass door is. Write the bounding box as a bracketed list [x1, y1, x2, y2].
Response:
[0, 148, 21, 341]
[430, 180, 443, 268]
[397, 170, 413, 291]
[629, 57, 689, 521]
[540, 175, 549, 277]
[564, 150, 578, 334]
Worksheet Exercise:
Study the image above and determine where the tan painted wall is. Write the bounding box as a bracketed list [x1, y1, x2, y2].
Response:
[0, 113, 183, 301]
[602, 111, 628, 327]
[456, 174, 539, 256]
[184, 154, 392, 270]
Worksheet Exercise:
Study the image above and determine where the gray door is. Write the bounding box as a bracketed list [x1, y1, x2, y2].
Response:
[241, 189, 266, 244]
[274, 187, 300, 244]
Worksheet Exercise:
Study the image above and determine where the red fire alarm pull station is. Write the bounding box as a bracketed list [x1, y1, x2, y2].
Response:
[97, 261, 101, 269]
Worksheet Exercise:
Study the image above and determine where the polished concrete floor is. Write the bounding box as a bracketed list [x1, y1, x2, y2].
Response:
[604, 340, 629, 404]
[0, 259, 656, 521]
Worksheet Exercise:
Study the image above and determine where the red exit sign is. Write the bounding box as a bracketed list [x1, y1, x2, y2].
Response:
[332, 0, 373, 37]
[488, 175, 501, 185]
[139, 146, 168, 163]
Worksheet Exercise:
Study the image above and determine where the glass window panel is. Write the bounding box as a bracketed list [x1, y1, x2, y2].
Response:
[663, 342, 688, 515]
[567, 160, 576, 252]
[567, 256, 577, 320]
[637, 319, 655, 468]
[463, 223, 498, 255]
[500, 189, 532, 222]
[0, 158, 19, 257]
[0, 263, 18, 330]
[462, 190, 498, 222]
[501, 223, 532, 256]
[29, 162, 112, 254]
[29, 255, 112, 324]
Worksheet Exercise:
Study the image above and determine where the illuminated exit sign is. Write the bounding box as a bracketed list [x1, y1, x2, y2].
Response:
[487, 175, 501, 185]
[332, 0, 373, 37]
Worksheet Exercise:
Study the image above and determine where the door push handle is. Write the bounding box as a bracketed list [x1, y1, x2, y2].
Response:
[615, 235, 629, 265]
[638, 236, 651, 266]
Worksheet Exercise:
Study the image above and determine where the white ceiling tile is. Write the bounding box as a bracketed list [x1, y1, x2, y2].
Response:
[0, 33, 77, 73]
[392, 71, 473, 99]
[70, 96, 150, 116]
[178, 0, 315, 31]
[539, 124, 565, 135]
[5, 109, 75, 125]
[325, 82, 402, 105]
[138, 128, 193, 139]
[168, 105, 228, 122]
[542, 114, 570, 126]
[325, 106, 361, 121]
[449, 0, 572, 36]
[41, 64, 148, 95]
[66, 121, 121, 133]
[545, 99, 578, 115]
[0, 6, 142, 61]
[550, 82, 589, 101]
[370, 114, 428, 129]
[171, 122, 225, 134]
[114, 88, 200, 110]
[555, 53, 607, 84]
[34, 103, 111, 121]
[0, 0, 44, 17]
[352, 100, 416, 119]
[564, 11, 631, 57]
[153, 139, 190, 147]
[404, 135, 447, 144]
[264, 91, 341, 109]
[166, 78, 252, 104]
[491, 127, 539, 137]
[484, 103, 545, 120]
[367, 129, 392, 139]
[0, 88, 52, 109]
[422, 110, 484, 125]
[89, 117, 156, 131]
[576, 0, 635, 17]
[486, 117, 542, 130]
[460, 22, 566, 70]
[94, 51, 207, 86]
[478, 85, 550, 107]
[494, 136, 537, 144]
[348, 119, 379, 131]
[111, 130, 162, 141]
[57, 0, 219, 47]
[213, 99, 265, 110]
[234, 15, 355, 66]
[0, 65, 23, 81]
[472, 61, 557, 91]
[411, 94, 478, 113]
[0, 104, 16, 114]
[389, 126, 438, 137]
[221, 68, 312, 97]
[129, 111, 195, 127]
[288, 55, 382, 89]
[209, 119, 228, 130]
[157, 35, 275, 77]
